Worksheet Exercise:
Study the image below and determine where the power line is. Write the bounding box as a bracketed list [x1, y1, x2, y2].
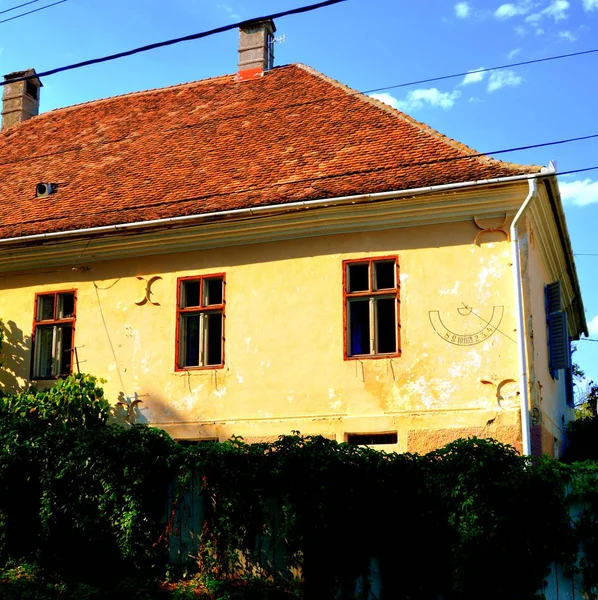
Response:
[579, 338, 598, 343]
[0, 0, 47, 16]
[0, 0, 67, 25]
[0, 0, 346, 85]
[575, 254, 598, 257]
[363, 48, 598, 95]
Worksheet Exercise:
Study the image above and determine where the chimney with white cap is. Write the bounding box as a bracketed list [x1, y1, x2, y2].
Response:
[1, 69, 42, 131]
[237, 19, 276, 81]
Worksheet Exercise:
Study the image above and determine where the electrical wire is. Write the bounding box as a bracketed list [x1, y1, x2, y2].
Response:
[363, 48, 598, 95]
[579, 338, 598, 343]
[0, 0, 47, 16]
[0, 0, 346, 83]
[0, 0, 67, 25]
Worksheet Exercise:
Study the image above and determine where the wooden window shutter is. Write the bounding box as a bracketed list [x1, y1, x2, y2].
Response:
[545, 281, 562, 316]
[548, 310, 571, 371]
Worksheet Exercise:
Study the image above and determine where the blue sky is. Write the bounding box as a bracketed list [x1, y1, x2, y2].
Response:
[1, 0, 597, 384]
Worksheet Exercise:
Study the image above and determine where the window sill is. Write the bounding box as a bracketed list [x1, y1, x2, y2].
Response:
[175, 364, 225, 372]
[345, 352, 401, 361]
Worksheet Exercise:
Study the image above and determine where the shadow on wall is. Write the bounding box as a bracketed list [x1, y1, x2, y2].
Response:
[0, 319, 31, 394]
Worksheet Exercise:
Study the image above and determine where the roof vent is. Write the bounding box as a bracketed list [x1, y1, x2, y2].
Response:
[36, 182, 56, 198]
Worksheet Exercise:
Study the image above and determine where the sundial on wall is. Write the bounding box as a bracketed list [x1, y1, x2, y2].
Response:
[429, 304, 504, 346]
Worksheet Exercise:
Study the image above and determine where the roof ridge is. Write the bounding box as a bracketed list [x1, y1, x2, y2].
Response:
[18, 71, 238, 121]
[295, 63, 540, 174]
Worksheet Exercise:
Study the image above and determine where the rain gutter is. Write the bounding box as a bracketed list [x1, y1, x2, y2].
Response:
[0, 171, 547, 246]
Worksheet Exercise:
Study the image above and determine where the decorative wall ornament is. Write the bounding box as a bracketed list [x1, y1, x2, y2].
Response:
[135, 275, 162, 306]
[473, 215, 510, 245]
[429, 305, 504, 346]
[480, 378, 517, 408]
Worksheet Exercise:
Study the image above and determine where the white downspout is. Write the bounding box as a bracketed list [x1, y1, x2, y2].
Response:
[510, 178, 538, 456]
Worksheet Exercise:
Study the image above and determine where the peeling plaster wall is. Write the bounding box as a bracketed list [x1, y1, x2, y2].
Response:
[519, 216, 572, 457]
[0, 219, 523, 453]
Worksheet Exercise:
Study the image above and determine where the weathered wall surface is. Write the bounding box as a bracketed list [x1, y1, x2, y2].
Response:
[520, 215, 572, 457]
[0, 219, 523, 452]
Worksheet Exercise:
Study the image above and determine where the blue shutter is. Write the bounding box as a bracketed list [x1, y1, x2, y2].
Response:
[545, 281, 562, 316]
[548, 311, 571, 371]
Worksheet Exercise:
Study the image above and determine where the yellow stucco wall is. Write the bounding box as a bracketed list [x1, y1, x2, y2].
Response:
[0, 219, 523, 453]
[520, 216, 573, 456]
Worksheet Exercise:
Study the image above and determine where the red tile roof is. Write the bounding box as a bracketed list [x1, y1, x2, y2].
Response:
[0, 64, 540, 240]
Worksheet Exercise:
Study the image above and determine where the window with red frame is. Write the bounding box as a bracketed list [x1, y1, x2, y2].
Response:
[177, 275, 224, 369]
[32, 291, 76, 379]
[344, 258, 400, 358]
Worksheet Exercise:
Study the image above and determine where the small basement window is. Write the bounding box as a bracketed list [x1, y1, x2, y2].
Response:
[176, 438, 219, 446]
[347, 432, 398, 445]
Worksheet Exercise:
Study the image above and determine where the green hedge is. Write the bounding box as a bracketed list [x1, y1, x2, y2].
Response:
[1, 375, 598, 599]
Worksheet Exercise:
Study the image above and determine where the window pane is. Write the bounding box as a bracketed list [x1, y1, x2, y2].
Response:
[181, 280, 200, 308]
[374, 261, 395, 290]
[375, 298, 397, 354]
[57, 293, 75, 319]
[181, 315, 200, 367]
[349, 300, 370, 356]
[204, 278, 223, 306]
[348, 263, 369, 292]
[204, 312, 223, 365]
[56, 326, 73, 376]
[34, 326, 54, 378]
[37, 295, 54, 321]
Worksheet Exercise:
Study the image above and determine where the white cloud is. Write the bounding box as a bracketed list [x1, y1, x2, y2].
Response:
[217, 3, 240, 20]
[487, 70, 523, 92]
[455, 2, 471, 17]
[461, 68, 487, 85]
[514, 25, 528, 35]
[559, 178, 598, 206]
[542, 0, 569, 21]
[370, 92, 403, 110]
[370, 88, 462, 113]
[588, 316, 598, 335]
[507, 48, 522, 58]
[494, 2, 532, 18]
[558, 29, 578, 41]
[583, 0, 598, 10]
[525, 12, 543, 22]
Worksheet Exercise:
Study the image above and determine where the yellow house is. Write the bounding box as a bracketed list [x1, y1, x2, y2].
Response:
[0, 20, 586, 456]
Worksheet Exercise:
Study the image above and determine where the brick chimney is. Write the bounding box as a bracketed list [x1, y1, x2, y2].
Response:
[1, 69, 42, 131]
[237, 19, 276, 81]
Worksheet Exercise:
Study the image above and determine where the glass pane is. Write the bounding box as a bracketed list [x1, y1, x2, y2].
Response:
[204, 312, 223, 365]
[181, 315, 200, 367]
[57, 293, 75, 319]
[37, 295, 54, 321]
[349, 300, 370, 356]
[374, 261, 395, 290]
[348, 263, 369, 292]
[204, 278, 223, 306]
[56, 326, 73, 376]
[34, 326, 54, 378]
[181, 280, 200, 308]
[375, 298, 397, 354]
